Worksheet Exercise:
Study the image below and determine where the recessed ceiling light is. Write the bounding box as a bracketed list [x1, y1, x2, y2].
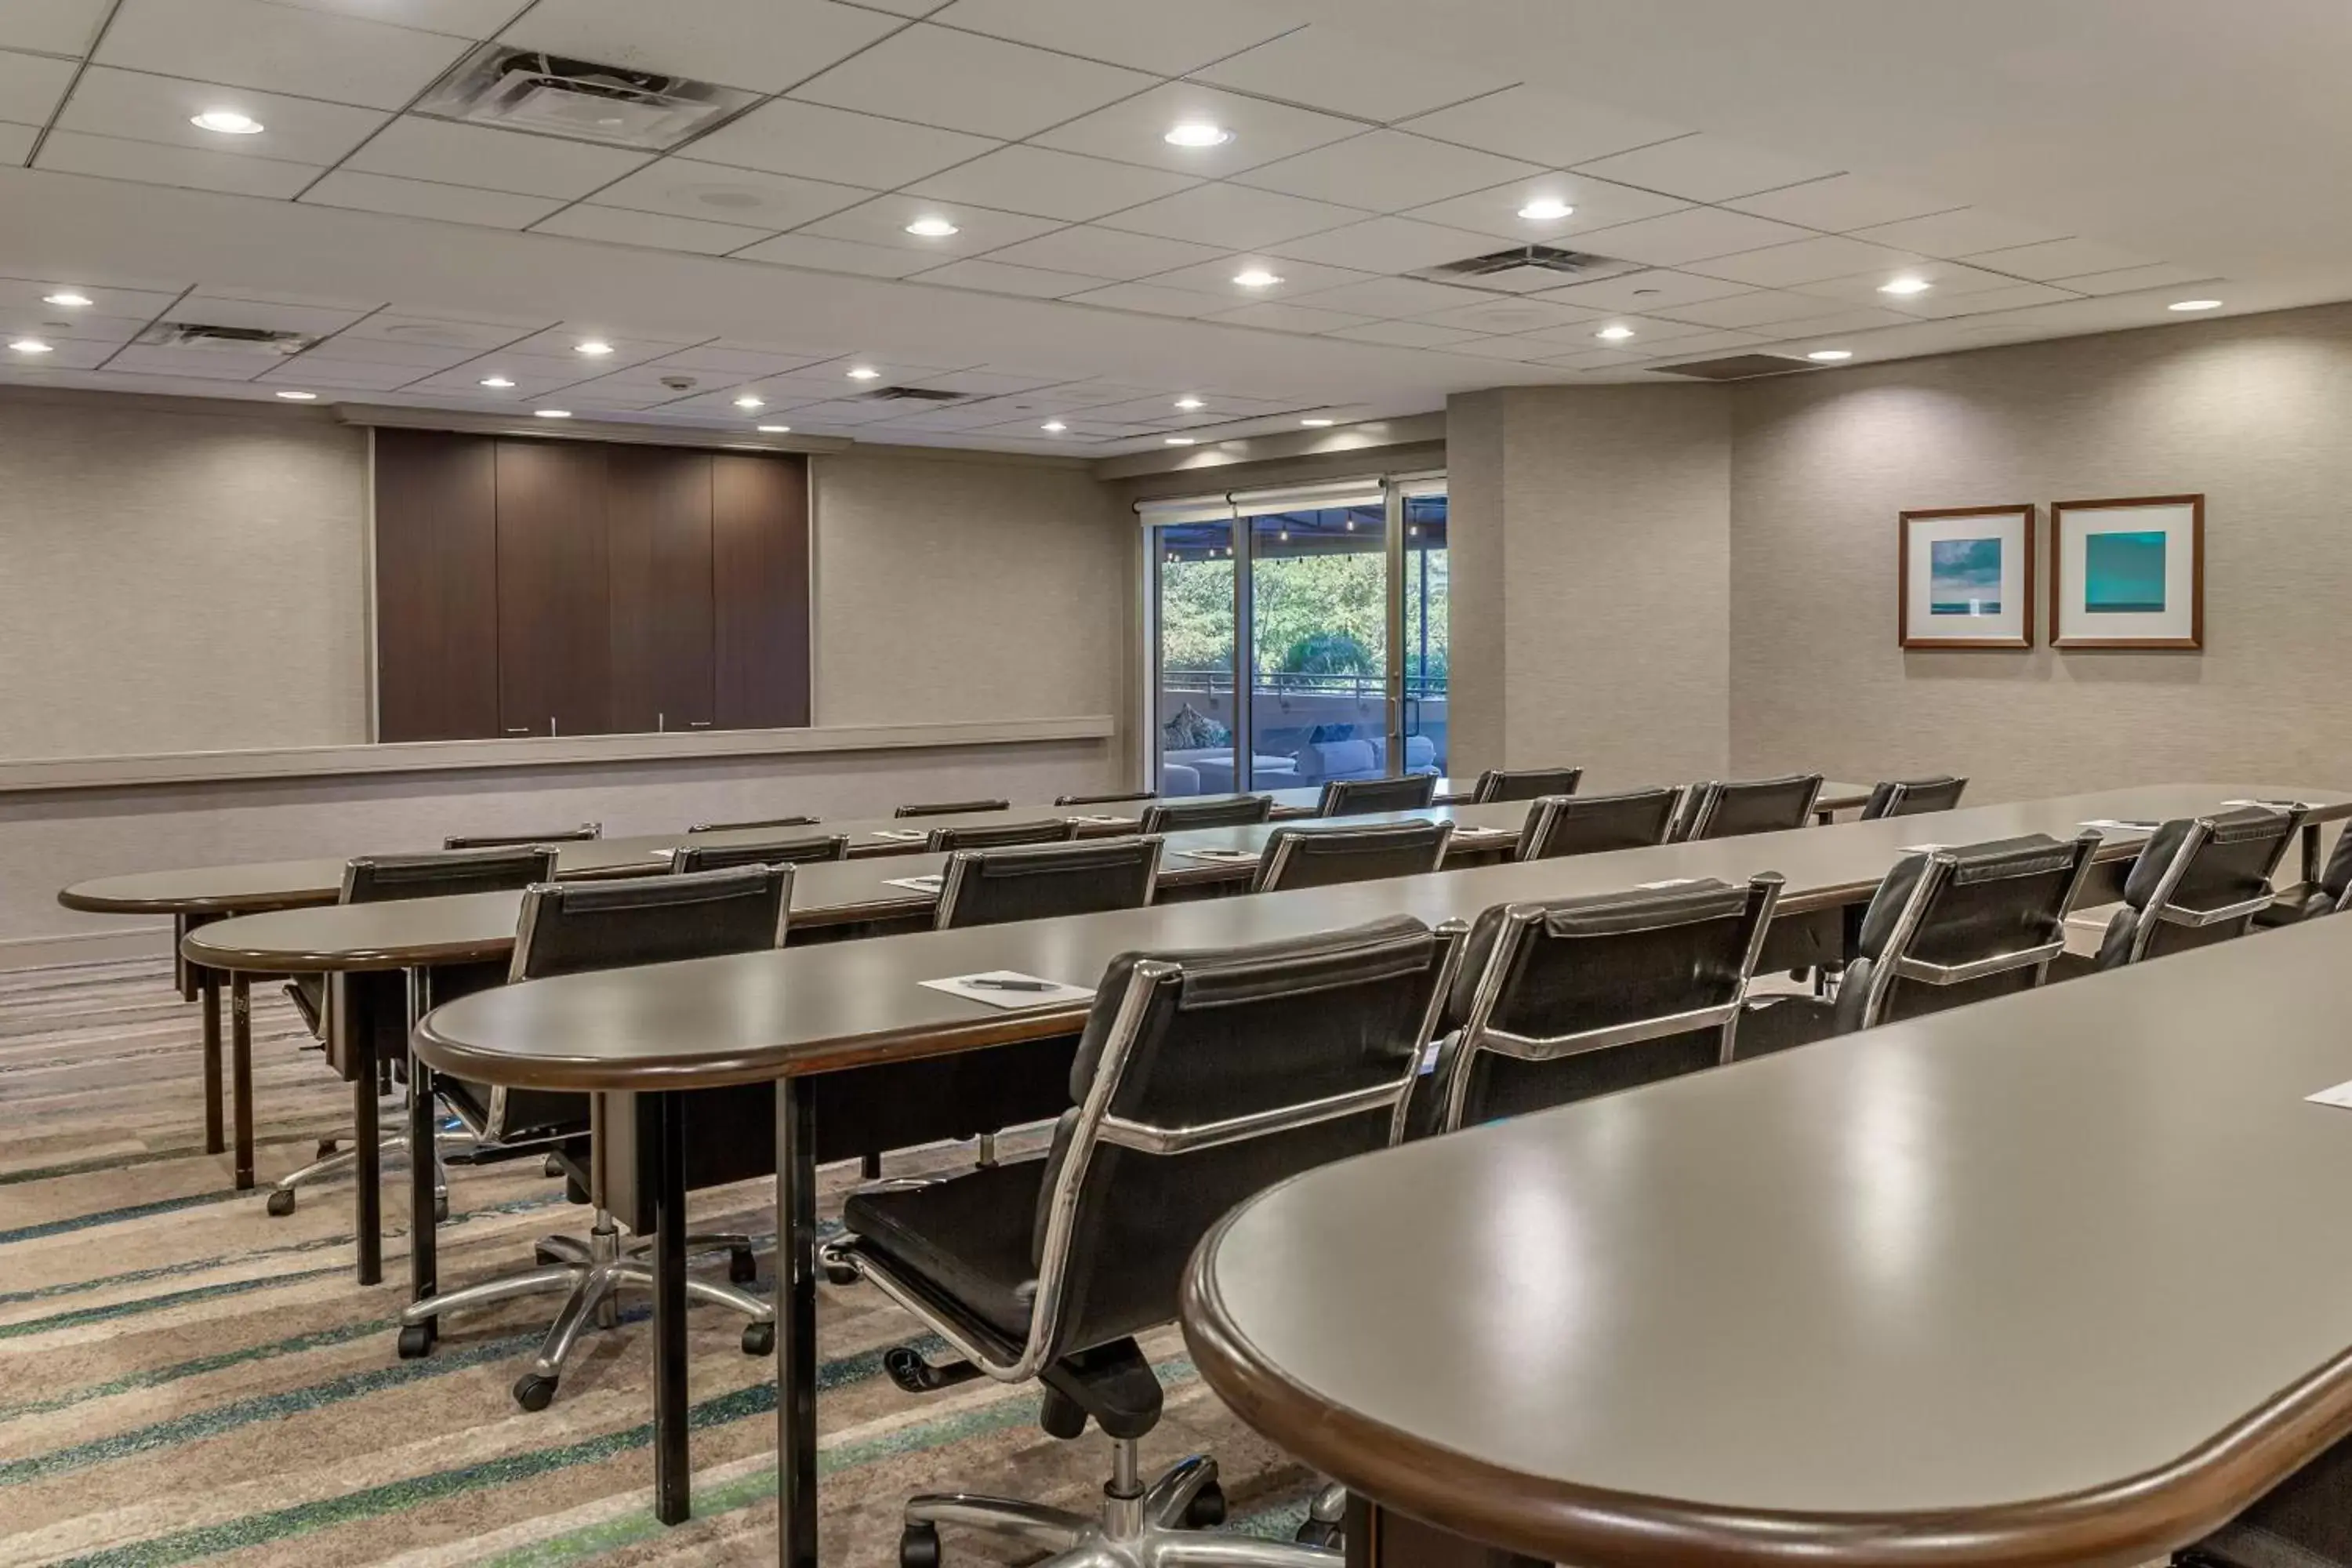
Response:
[274, 390, 318, 401]
[1878, 277, 1933, 296]
[8, 338, 53, 354]
[1041, 420, 1068, 432]
[1301, 418, 1335, 427]
[191, 108, 263, 135]
[734, 394, 764, 409]
[1163, 122, 1232, 147]
[1807, 349, 1855, 362]
[42, 292, 92, 308]
[757, 423, 791, 433]
[1595, 325, 1637, 341]
[1518, 198, 1575, 221]
[847, 366, 881, 380]
[535, 408, 572, 419]
[1232, 268, 1283, 289]
[1164, 436, 1196, 446]
[479, 376, 514, 388]
[904, 216, 960, 238]
[575, 339, 615, 357]
[2169, 299, 2224, 312]
[1175, 396, 1204, 410]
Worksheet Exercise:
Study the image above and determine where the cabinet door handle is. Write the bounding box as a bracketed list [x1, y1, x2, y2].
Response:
[505, 727, 530, 736]
[688, 720, 713, 729]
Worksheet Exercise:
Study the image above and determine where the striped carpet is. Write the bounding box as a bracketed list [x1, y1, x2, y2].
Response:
[0, 957, 1319, 1567]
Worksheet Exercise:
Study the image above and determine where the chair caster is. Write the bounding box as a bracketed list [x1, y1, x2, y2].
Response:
[1187, 1479, 1227, 1528]
[434, 1195, 449, 1224]
[544, 1152, 564, 1178]
[729, 1246, 757, 1284]
[883, 1343, 982, 1392]
[316, 1138, 339, 1157]
[742, 1320, 775, 1356]
[1295, 1520, 1342, 1550]
[513, 1372, 558, 1412]
[265, 1188, 296, 1217]
[397, 1322, 434, 1359]
[898, 1522, 942, 1568]
[822, 1258, 859, 1286]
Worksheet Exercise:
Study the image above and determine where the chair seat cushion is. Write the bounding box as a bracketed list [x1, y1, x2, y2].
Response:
[843, 1159, 1045, 1339]
[1737, 995, 1841, 1058]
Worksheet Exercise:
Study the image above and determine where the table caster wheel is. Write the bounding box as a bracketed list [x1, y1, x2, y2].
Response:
[316, 1138, 339, 1157]
[265, 1188, 296, 1217]
[1187, 1479, 1226, 1528]
[434, 1195, 449, 1224]
[513, 1373, 558, 1412]
[899, 1522, 941, 1568]
[729, 1246, 757, 1284]
[397, 1322, 434, 1359]
[742, 1320, 775, 1356]
[1296, 1520, 1342, 1550]
[544, 1152, 564, 1178]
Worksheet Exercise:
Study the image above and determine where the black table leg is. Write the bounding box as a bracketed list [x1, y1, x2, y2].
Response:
[652, 1090, 691, 1526]
[776, 1076, 818, 1568]
[2304, 822, 2323, 887]
[353, 1032, 382, 1287]
[408, 1057, 438, 1344]
[198, 967, 225, 1156]
[230, 974, 255, 1191]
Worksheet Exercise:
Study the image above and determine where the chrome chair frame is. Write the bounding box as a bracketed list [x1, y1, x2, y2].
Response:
[1840, 833, 2101, 1028]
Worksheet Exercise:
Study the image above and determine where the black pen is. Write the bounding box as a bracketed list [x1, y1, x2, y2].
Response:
[966, 976, 1057, 993]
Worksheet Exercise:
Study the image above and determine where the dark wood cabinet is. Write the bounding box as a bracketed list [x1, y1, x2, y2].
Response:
[372, 431, 808, 742]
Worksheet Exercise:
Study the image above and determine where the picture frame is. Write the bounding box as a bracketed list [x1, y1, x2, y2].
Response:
[2050, 495, 2204, 650]
[1899, 504, 2035, 649]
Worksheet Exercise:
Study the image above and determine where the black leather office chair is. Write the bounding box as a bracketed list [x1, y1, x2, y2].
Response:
[685, 814, 820, 833]
[1430, 877, 1781, 1130]
[1741, 833, 2101, 1057]
[897, 798, 1011, 818]
[394, 865, 792, 1409]
[1513, 787, 1680, 861]
[269, 845, 559, 1220]
[824, 916, 1458, 1568]
[671, 833, 848, 873]
[444, 823, 601, 849]
[1671, 775, 1824, 841]
[1055, 790, 1156, 808]
[927, 818, 1080, 852]
[1253, 819, 1454, 893]
[935, 838, 1161, 931]
[1317, 774, 1439, 817]
[1138, 795, 1274, 834]
[1472, 767, 1584, 804]
[2088, 805, 2307, 970]
[2259, 823, 2352, 926]
[1859, 776, 1970, 819]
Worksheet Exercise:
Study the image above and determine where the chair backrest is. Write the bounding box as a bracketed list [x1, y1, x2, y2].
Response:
[1138, 794, 1274, 834]
[926, 818, 1080, 852]
[1672, 775, 1824, 841]
[1835, 833, 2100, 1031]
[1054, 790, 1157, 808]
[685, 814, 820, 833]
[1318, 774, 1439, 817]
[2096, 804, 2307, 968]
[895, 798, 1011, 818]
[1253, 820, 1454, 893]
[1020, 916, 1459, 1365]
[934, 837, 1162, 930]
[1436, 876, 1783, 1129]
[1514, 787, 1680, 861]
[1472, 767, 1584, 804]
[1860, 776, 1970, 820]
[671, 833, 849, 873]
[340, 845, 557, 905]
[444, 822, 601, 850]
[2324, 828, 2352, 913]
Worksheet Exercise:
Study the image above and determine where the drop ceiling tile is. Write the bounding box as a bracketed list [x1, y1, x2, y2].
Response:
[3, 336, 116, 368]
[591, 158, 871, 230]
[103, 344, 278, 379]
[260, 358, 422, 390]
[1030, 82, 1364, 180]
[532, 204, 777, 254]
[0, 48, 74, 125]
[0, 0, 111, 54]
[271, 0, 521, 36]
[345, 117, 652, 198]
[2057, 263, 2219, 296]
[927, 0, 1306, 75]
[1085, 394, 1222, 422]
[920, 367, 1065, 394]
[1531, 268, 1748, 311]
[790, 24, 1152, 140]
[410, 357, 582, 395]
[1639, 329, 1771, 358]
[646, 344, 834, 376]
[769, 397, 903, 426]
[0, 307, 157, 345]
[54, 67, 388, 164]
[981, 224, 1225, 280]
[1690, 235, 1927, 289]
[1722, 175, 1958, 233]
[35, 129, 323, 197]
[95, 0, 470, 111]
[1518, 313, 1715, 350]
[1573, 133, 1841, 202]
[501, 0, 903, 93]
[1412, 296, 1599, 334]
[1886, 281, 2085, 318]
[1396, 85, 1683, 169]
[1140, 254, 1373, 301]
[1287, 274, 1486, 319]
[771, 354, 968, 391]
[1262, 215, 1499, 272]
[1661, 289, 1848, 329]
[1102, 183, 1370, 251]
[906, 145, 1199, 223]
[1437, 335, 1561, 363]
[1323, 318, 1488, 348]
[1232, 131, 1542, 213]
[1403, 171, 1688, 244]
[1064, 283, 1231, 318]
[1205, 302, 1375, 334]
[1536, 347, 1652, 372]
[911, 257, 1108, 297]
[286, 336, 475, 370]
[1573, 207, 1814, 266]
[175, 294, 376, 334]
[1192, 24, 1515, 122]
[732, 232, 940, 278]
[1744, 306, 1916, 336]
[796, 193, 1063, 255]
[0, 122, 31, 162]
[502, 326, 696, 362]
[687, 100, 996, 189]
[1847, 208, 2071, 258]
[0, 275, 181, 317]
[1963, 237, 2154, 280]
[333, 311, 540, 350]
[303, 169, 567, 228]
[1790, 259, 2034, 307]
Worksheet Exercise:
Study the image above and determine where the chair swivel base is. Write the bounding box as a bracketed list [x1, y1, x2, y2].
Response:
[395, 1221, 771, 1412]
[266, 1127, 465, 1219]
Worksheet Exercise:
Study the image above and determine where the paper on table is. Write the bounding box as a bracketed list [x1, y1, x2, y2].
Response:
[884, 874, 943, 894]
[2080, 819, 2161, 831]
[868, 829, 929, 842]
[1900, 844, 1948, 855]
[1068, 813, 1133, 826]
[2307, 1079, 2352, 1111]
[1635, 877, 1698, 890]
[920, 971, 1097, 1010]
[1178, 847, 1261, 863]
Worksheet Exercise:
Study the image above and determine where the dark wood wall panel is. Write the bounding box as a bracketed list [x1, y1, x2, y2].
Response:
[494, 440, 612, 738]
[606, 446, 716, 735]
[712, 452, 812, 731]
[372, 429, 501, 742]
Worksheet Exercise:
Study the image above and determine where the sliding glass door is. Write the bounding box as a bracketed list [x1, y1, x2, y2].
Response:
[1145, 475, 1447, 797]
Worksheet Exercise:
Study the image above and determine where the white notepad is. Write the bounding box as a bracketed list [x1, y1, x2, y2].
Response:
[867, 829, 929, 843]
[1178, 847, 1261, 864]
[920, 971, 1096, 1010]
[2307, 1079, 2352, 1111]
[1067, 814, 1133, 826]
[2079, 819, 2161, 832]
[884, 874, 943, 894]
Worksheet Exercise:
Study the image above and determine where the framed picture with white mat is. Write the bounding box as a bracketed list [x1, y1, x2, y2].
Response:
[2051, 495, 2204, 650]
[1899, 504, 2034, 648]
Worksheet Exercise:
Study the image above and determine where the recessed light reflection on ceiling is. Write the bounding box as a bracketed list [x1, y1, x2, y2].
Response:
[1301, 418, 1334, 427]
[1807, 349, 1855, 361]
[1232, 268, 1283, 289]
[757, 423, 790, 433]
[2169, 299, 2223, 312]
[274, 390, 318, 400]
[479, 376, 514, 388]
[535, 408, 572, 419]
[8, 338, 53, 354]
[42, 292, 92, 307]
[734, 394, 764, 408]
[905, 216, 960, 238]
[1518, 198, 1574, 221]
[1163, 122, 1232, 147]
[1595, 325, 1636, 341]
[1164, 436, 1196, 446]
[1174, 396, 1204, 410]
[1040, 420, 1068, 432]
[847, 366, 880, 380]
[191, 108, 263, 135]
[1878, 277, 1933, 296]
[575, 339, 615, 357]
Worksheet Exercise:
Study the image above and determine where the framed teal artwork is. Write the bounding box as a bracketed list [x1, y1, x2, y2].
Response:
[1900, 505, 2034, 648]
[2051, 495, 2204, 649]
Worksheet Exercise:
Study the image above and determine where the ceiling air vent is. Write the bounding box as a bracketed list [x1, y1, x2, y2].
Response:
[855, 386, 967, 403]
[1650, 354, 1818, 382]
[136, 321, 314, 354]
[416, 45, 758, 150]
[1411, 245, 1639, 292]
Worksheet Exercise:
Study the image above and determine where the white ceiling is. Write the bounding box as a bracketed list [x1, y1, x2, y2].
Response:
[0, 0, 2323, 454]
